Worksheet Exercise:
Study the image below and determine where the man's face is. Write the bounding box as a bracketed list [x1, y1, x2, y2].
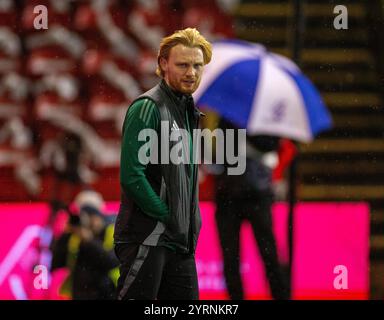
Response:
[160, 44, 205, 95]
[90, 215, 104, 235]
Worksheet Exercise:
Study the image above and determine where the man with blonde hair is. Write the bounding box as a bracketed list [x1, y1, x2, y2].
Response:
[114, 28, 212, 300]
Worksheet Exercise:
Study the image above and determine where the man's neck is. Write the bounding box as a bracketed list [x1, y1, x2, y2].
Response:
[160, 79, 195, 116]
[161, 79, 190, 100]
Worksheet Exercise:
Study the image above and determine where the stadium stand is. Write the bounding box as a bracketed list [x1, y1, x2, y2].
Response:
[0, 0, 233, 202]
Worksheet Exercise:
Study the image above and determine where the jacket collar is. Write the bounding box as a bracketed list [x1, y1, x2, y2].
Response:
[159, 80, 205, 118]
[160, 79, 188, 102]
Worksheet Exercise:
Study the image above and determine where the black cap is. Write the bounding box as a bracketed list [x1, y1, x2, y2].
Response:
[80, 205, 103, 217]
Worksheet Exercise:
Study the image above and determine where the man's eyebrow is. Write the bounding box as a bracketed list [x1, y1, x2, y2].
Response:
[175, 61, 204, 65]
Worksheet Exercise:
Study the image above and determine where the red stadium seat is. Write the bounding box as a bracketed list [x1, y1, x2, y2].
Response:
[82, 49, 141, 105]
[26, 47, 78, 75]
[0, 27, 22, 74]
[127, 0, 172, 52]
[0, 73, 29, 120]
[88, 93, 127, 120]
[87, 93, 127, 139]
[82, 49, 138, 78]
[0, 0, 18, 30]
[0, 163, 33, 201]
[0, 98, 26, 120]
[74, 1, 128, 31]
[74, 3, 98, 31]
[182, 3, 234, 40]
[35, 92, 84, 119]
[136, 48, 158, 90]
[0, 113, 37, 201]
[34, 92, 84, 141]
[0, 54, 21, 74]
[91, 167, 120, 201]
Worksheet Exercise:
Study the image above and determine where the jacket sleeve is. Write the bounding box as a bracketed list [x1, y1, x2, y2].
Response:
[120, 98, 169, 223]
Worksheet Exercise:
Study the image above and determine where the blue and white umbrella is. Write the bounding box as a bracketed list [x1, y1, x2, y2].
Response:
[193, 40, 332, 142]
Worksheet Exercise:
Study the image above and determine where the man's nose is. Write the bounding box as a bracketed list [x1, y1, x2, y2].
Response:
[185, 66, 195, 77]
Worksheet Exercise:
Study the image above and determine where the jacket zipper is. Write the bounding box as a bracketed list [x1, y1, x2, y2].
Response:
[188, 108, 203, 254]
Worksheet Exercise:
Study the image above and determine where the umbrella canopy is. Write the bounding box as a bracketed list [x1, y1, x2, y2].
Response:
[193, 40, 332, 142]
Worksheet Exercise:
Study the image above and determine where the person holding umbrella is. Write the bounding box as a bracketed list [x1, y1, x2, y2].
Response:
[214, 117, 290, 300]
[194, 40, 332, 297]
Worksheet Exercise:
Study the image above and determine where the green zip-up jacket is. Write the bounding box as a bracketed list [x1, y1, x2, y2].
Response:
[114, 80, 201, 254]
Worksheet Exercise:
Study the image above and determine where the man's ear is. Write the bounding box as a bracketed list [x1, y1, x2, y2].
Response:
[159, 57, 168, 74]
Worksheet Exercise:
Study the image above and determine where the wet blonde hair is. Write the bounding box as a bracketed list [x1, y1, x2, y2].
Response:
[156, 28, 212, 77]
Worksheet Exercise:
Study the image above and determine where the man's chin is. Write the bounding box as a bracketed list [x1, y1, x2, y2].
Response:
[180, 85, 197, 95]
[181, 90, 194, 95]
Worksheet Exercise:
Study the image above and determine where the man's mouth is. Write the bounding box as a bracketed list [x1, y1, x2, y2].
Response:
[182, 80, 195, 85]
